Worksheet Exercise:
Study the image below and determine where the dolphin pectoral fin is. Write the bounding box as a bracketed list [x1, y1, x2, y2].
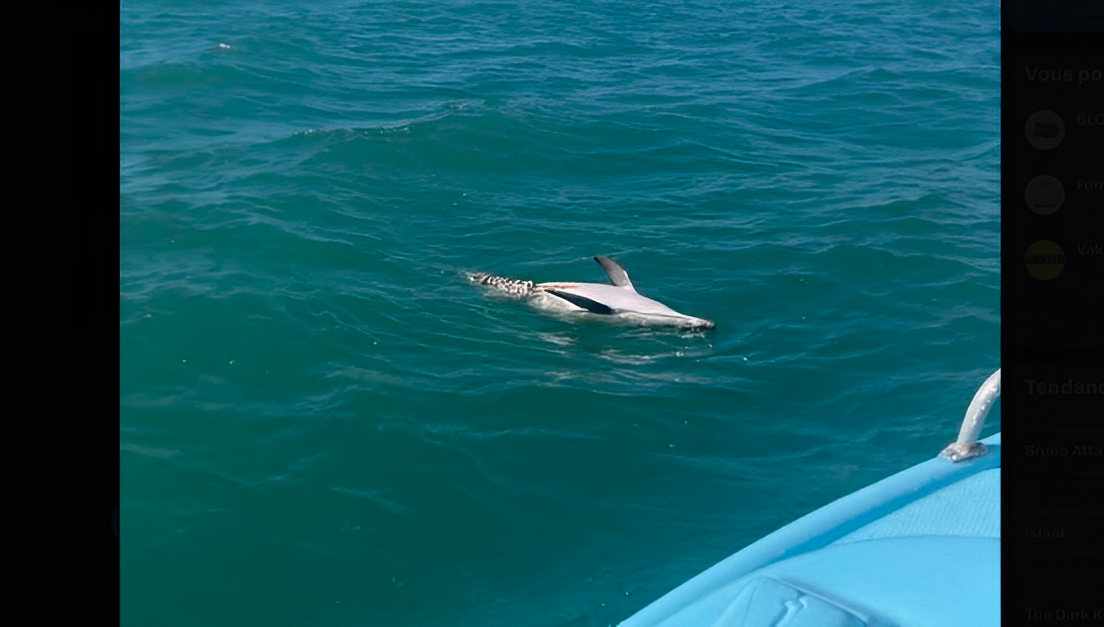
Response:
[546, 289, 614, 314]
[594, 256, 635, 290]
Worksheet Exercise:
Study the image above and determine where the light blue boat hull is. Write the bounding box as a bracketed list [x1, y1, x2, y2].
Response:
[620, 432, 1001, 626]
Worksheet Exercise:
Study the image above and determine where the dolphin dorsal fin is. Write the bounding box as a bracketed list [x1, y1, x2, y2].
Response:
[594, 256, 635, 290]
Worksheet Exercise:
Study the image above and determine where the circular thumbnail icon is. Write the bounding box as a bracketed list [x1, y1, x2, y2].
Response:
[1024, 240, 1065, 281]
[1024, 110, 1065, 150]
[1024, 175, 1065, 215]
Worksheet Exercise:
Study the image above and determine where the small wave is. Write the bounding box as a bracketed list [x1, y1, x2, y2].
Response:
[331, 487, 413, 517]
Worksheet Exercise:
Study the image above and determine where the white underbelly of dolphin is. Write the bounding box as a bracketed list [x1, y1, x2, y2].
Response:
[471, 256, 715, 330]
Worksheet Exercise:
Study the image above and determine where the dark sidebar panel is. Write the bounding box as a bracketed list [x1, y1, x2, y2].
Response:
[1003, 1, 1103, 623]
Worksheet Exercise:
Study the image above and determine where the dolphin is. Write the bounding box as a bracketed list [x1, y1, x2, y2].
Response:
[470, 256, 715, 329]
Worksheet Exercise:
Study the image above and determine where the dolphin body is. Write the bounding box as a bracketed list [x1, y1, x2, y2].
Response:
[471, 256, 715, 329]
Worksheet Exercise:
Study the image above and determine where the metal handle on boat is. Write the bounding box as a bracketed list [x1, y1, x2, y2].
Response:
[941, 368, 1000, 462]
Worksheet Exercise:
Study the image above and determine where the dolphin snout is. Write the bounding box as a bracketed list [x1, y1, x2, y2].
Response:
[682, 317, 715, 330]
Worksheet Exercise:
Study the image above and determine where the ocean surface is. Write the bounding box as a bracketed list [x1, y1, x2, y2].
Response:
[120, 2, 1001, 625]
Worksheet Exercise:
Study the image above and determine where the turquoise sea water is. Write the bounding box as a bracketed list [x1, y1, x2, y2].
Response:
[120, 2, 1001, 625]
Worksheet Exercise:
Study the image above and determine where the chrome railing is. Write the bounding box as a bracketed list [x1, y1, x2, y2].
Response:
[941, 368, 1001, 462]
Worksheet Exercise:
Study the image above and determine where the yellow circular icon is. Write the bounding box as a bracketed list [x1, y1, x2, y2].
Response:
[1024, 240, 1065, 280]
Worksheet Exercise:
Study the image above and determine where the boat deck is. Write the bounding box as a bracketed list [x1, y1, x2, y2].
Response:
[620, 433, 1001, 626]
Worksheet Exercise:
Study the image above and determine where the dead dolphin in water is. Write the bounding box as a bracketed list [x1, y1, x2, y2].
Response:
[470, 256, 715, 329]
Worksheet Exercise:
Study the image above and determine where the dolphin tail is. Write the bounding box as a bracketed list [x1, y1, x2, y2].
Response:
[468, 272, 536, 297]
